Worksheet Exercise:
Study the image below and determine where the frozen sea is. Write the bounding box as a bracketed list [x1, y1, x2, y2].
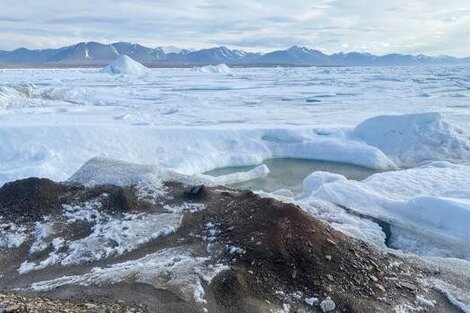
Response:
[1, 65, 470, 264]
[1, 65, 469, 129]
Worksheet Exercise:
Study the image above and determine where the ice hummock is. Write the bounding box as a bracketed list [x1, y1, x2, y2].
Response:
[193, 64, 232, 74]
[102, 55, 148, 75]
[354, 112, 470, 167]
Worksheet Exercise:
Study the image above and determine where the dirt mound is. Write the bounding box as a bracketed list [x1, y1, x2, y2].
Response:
[0, 180, 464, 312]
[0, 178, 156, 223]
[193, 188, 457, 312]
[0, 178, 66, 221]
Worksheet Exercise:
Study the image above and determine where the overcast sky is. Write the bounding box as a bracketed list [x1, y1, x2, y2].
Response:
[0, 0, 469, 56]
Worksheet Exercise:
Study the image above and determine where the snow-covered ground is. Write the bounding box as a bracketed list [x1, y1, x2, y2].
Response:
[0, 65, 469, 265]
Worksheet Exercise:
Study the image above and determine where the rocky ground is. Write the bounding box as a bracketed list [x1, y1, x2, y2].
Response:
[0, 175, 467, 312]
[0, 291, 146, 313]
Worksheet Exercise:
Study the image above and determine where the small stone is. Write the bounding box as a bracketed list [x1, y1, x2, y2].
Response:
[370, 275, 378, 282]
[255, 241, 262, 245]
[6, 304, 21, 311]
[292, 269, 297, 279]
[320, 297, 336, 312]
[184, 185, 204, 195]
[400, 282, 418, 291]
[84, 303, 98, 309]
[326, 239, 336, 245]
[304, 297, 319, 306]
[375, 283, 386, 292]
[325, 255, 332, 261]
[326, 274, 334, 282]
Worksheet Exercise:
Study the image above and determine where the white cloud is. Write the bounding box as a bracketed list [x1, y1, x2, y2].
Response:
[0, 0, 468, 56]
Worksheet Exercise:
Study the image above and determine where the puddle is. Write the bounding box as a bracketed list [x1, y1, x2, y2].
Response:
[205, 158, 380, 194]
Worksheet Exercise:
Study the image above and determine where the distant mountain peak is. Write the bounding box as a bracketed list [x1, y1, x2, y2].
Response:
[0, 41, 468, 66]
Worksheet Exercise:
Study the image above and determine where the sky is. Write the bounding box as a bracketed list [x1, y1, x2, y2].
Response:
[0, 0, 469, 56]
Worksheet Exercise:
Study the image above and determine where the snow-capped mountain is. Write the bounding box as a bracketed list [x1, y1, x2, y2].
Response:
[46, 42, 119, 64]
[330, 52, 378, 66]
[257, 46, 330, 65]
[181, 46, 259, 64]
[0, 42, 468, 66]
[158, 45, 187, 54]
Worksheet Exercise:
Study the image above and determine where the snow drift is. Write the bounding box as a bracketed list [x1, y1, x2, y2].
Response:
[102, 55, 148, 75]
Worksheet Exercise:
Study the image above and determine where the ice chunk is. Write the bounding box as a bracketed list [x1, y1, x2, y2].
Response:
[68, 157, 218, 191]
[102, 55, 148, 75]
[193, 64, 232, 74]
[198, 164, 269, 186]
[301, 171, 347, 196]
[68, 157, 165, 187]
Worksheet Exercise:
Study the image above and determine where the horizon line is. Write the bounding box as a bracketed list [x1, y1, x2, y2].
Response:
[1, 41, 469, 59]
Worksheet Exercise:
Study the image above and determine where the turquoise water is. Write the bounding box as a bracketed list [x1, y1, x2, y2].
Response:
[205, 158, 380, 193]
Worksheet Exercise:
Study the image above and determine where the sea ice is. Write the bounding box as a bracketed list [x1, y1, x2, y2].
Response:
[298, 162, 470, 259]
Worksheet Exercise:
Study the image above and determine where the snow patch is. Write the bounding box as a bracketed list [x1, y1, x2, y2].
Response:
[430, 280, 470, 313]
[415, 295, 435, 307]
[29, 218, 54, 254]
[30, 248, 229, 304]
[0, 220, 28, 249]
[394, 304, 423, 313]
[18, 197, 183, 273]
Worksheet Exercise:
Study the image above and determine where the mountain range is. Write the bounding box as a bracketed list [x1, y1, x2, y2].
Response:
[1, 41, 469, 67]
